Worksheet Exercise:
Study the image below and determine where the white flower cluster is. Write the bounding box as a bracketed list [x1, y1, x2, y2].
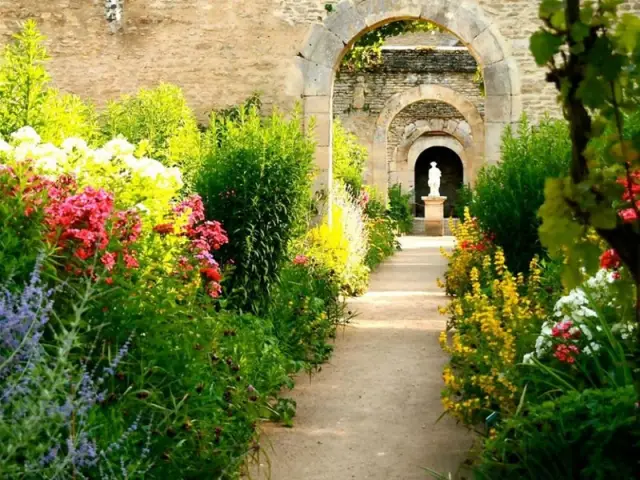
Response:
[523, 269, 633, 365]
[0, 126, 183, 211]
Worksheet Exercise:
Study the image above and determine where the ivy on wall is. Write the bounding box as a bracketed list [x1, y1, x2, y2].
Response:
[341, 20, 440, 72]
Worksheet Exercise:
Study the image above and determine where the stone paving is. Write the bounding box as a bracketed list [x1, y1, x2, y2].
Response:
[251, 236, 472, 480]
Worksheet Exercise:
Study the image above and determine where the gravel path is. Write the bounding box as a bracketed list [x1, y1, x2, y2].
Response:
[251, 236, 472, 480]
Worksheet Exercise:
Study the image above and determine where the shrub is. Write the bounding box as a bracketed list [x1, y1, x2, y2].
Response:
[470, 116, 571, 273]
[195, 105, 315, 312]
[0, 261, 151, 479]
[387, 183, 413, 234]
[0, 21, 98, 145]
[304, 181, 370, 295]
[101, 83, 202, 181]
[333, 119, 367, 194]
[268, 259, 344, 369]
[365, 217, 398, 270]
[476, 387, 640, 480]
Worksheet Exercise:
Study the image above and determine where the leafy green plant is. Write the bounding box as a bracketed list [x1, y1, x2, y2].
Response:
[333, 119, 367, 194]
[101, 83, 201, 182]
[365, 217, 398, 270]
[470, 116, 571, 273]
[387, 183, 413, 234]
[341, 20, 440, 72]
[195, 105, 315, 312]
[0, 21, 97, 144]
[476, 387, 640, 480]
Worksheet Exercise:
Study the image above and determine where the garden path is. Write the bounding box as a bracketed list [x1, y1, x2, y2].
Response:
[251, 236, 472, 480]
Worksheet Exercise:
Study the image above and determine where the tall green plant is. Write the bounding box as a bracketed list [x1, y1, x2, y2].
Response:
[0, 20, 98, 144]
[0, 20, 49, 137]
[471, 117, 571, 273]
[387, 183, 413, 234]
[195, 105, 315, 312]
[333, 119, 367, 194]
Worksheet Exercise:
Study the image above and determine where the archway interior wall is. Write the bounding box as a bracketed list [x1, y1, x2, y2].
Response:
[391, 133, 468, 196]
[299, 0, 522, 199]
[371, 84, 484, 197]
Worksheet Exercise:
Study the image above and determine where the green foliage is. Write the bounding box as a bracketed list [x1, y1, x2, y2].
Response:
[196, 105, 315, 312]
[387, 183, 413, 234]
[471, 116, 571, 273]
[532, 0, 640, 292]
[365, 217, 398, 270]
[476, 387, 640, 479]
[0, 20, 49, 137]
[342, 20, 439, 71]
[453, 184, 473, 220]
[332, 119, 367, 194]
[101, 83, 201, 182]
[268, 262, 344, 369]
[0, 163, 51, 286]
[0, 21, 97, 145]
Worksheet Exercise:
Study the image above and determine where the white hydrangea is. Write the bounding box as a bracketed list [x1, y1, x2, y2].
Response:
[0, 138, 11, 154]
[32, 143, 67, 174]
[62, 137, 89, 154]
[90, 148, 113, 164]
[136, 157, 166, 179]
[11, 126, 41, 145]
[103, 137, 136, 157]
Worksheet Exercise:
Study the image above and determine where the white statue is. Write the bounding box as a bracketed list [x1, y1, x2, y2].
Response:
[428, 161, 442, 197]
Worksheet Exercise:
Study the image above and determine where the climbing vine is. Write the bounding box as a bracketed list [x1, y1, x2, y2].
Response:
[531, 0, 640, 395]
[341, 20, 440, 72]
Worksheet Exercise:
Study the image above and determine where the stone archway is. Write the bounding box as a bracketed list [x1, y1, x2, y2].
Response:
[393, 118, 473, 171]
[374, 85, 483, 193]
[296, 0, 521, 201]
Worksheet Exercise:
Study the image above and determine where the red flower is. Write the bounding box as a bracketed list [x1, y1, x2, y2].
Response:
[200, 268, 222, 282]
[554, 344, 580, 364]
[153, 223, 175, 235]
[619, 208, 638, 224]
[101, 252, 117, 272]
[123, 252, 139, 269]
[105, 277, 114, 285]
[600, 249, 622, 270]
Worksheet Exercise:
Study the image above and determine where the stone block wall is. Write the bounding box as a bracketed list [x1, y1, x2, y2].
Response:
[0, 0, 639, 147]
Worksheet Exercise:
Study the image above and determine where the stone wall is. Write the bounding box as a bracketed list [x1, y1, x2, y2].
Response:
[333, 47, 482, 173]
[333, 47, 482, 119]
[1, 0, 638, 124]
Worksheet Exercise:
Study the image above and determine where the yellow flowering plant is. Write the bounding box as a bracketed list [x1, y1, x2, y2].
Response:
[439, 207, 495, 299]
[440, 249, 549, 425]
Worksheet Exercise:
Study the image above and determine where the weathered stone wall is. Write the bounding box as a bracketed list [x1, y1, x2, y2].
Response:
[334, 48, 481, 120]
[333, 47, 481, 172]
[1, 0, 638, 124]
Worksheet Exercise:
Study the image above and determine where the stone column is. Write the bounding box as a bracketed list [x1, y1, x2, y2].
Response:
[422, 196, 447, 236]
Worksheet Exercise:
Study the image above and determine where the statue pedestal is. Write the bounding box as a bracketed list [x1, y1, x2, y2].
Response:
[421, 196, 447, 236]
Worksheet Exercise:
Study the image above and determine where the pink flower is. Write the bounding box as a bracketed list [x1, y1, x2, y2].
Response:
[101, 252, 117, 272]
[554, 344, 580, 364]
[123, 252, 139, 269]
[293, 255, 308, 266]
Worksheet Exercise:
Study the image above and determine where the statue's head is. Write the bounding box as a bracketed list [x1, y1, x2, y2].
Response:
[356, 75, 365, 83]
[430, 162, 437, 168]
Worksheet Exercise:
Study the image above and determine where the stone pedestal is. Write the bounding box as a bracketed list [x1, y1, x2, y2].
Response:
[422, 196, 447, 236]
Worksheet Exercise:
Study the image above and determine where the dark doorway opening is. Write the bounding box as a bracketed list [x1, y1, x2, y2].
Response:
[414, 146, 463, 217]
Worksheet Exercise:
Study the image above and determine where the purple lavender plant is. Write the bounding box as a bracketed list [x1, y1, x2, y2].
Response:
[0, 259, 153, 478]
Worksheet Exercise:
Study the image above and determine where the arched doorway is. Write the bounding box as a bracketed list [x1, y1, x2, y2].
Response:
[414, 147, 463, 218]
[297, 0, 522, 208]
